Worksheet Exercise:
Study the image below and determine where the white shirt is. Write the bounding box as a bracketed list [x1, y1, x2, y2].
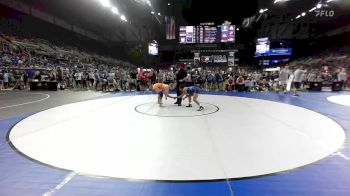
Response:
[89, 73, 95, 80]
[293, 69, 305, 83]
[3, 73, 9, 82]
[338, 71, 347, 81]
[74, 72, 82, 81]
[279, 69, 290, 82]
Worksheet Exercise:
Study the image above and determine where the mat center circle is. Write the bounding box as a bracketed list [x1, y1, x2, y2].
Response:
[135, 102, 219, 117]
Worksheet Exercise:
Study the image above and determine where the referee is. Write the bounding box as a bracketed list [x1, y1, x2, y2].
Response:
[174, 67, 187, 106]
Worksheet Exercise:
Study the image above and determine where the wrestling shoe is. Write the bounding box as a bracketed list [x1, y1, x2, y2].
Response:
[197, 106, 204, 111]
[186, 104, 192, 108]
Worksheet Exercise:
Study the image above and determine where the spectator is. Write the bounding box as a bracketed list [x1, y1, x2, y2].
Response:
[0, 70, 3, 90]
[215, 71, 224, 90]
[3, 71, 9, 89]
[293, 66, 307, 96]
[338, 68, 347, 89]
[88, 71, 95, 90]
[245, 77, 256, 92]
[278, 65, 291, 94]
[74, 71, 82, 88]
[206, 71, 215, 90]
[22, 71, 28, 88]
[226, 75, 235, 92]
[94, 70, 100, 90]
[235, 75, 245, 92]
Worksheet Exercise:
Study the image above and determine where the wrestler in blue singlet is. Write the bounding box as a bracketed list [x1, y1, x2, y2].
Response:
[187, 86, 200, 95]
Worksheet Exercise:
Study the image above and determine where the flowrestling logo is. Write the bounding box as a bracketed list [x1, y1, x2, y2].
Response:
[315, 10, 335, 17]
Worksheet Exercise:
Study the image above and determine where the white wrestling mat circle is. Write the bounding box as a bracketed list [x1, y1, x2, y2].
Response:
[9, 94, 345, 181]
[327, 95, 350, 107]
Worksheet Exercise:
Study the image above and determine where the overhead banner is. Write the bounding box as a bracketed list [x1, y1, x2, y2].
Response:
[213, 55, 227, 63]
[255, 48, 292, 57]
[269, 48, 292, 56]
[228, 52, 235, 66]
[165, 16, 176, 40]
[194, 53, 200, 66]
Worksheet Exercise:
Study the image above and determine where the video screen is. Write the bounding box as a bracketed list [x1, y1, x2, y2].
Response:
[228, 56, 235, 66]
[228, 52, 235, 66]
[263, 60, 270, 66]
[271, 59, 282, 65]
[179, 26, 194, 43]
[194, 53, 200, 66]
[221, 25, 235, 43]
[148, 42, 158, 56]
[179, 25, 235, 44]
[196, 54, 229, 64]
[259, 60, 270, 66]
[201, 56, 213, 63]
[256, 37, 270, 54]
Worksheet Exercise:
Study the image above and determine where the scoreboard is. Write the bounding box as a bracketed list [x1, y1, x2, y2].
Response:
[179, 25, 235, 44]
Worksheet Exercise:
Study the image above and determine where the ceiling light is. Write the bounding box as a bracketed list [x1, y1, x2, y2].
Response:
[99, 0, 111, 7]
[301, 12, 306, 16]
[158, 12, 161, 16]
[151, 11, 155, 14]
[111, 7, 119, 15]
[316, 4, 322, 9]
[274, 0, 290, 4]
[121, 15, 126, 21]
[259, 8, 268, 14]
[309, 7, 316, 12]
[168, 2, 171, 6]
[296, 15, 301, 19]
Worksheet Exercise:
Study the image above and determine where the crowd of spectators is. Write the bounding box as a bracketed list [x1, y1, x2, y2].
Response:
[1, 64, 348, 93]
[0, 33, 135, 91]
[0, 33, 349, 93]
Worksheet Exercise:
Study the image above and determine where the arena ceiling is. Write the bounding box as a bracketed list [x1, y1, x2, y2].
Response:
[2, 0, 349, 43]
[3, 0, 180, 42]
[3, 0, 259, 43]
